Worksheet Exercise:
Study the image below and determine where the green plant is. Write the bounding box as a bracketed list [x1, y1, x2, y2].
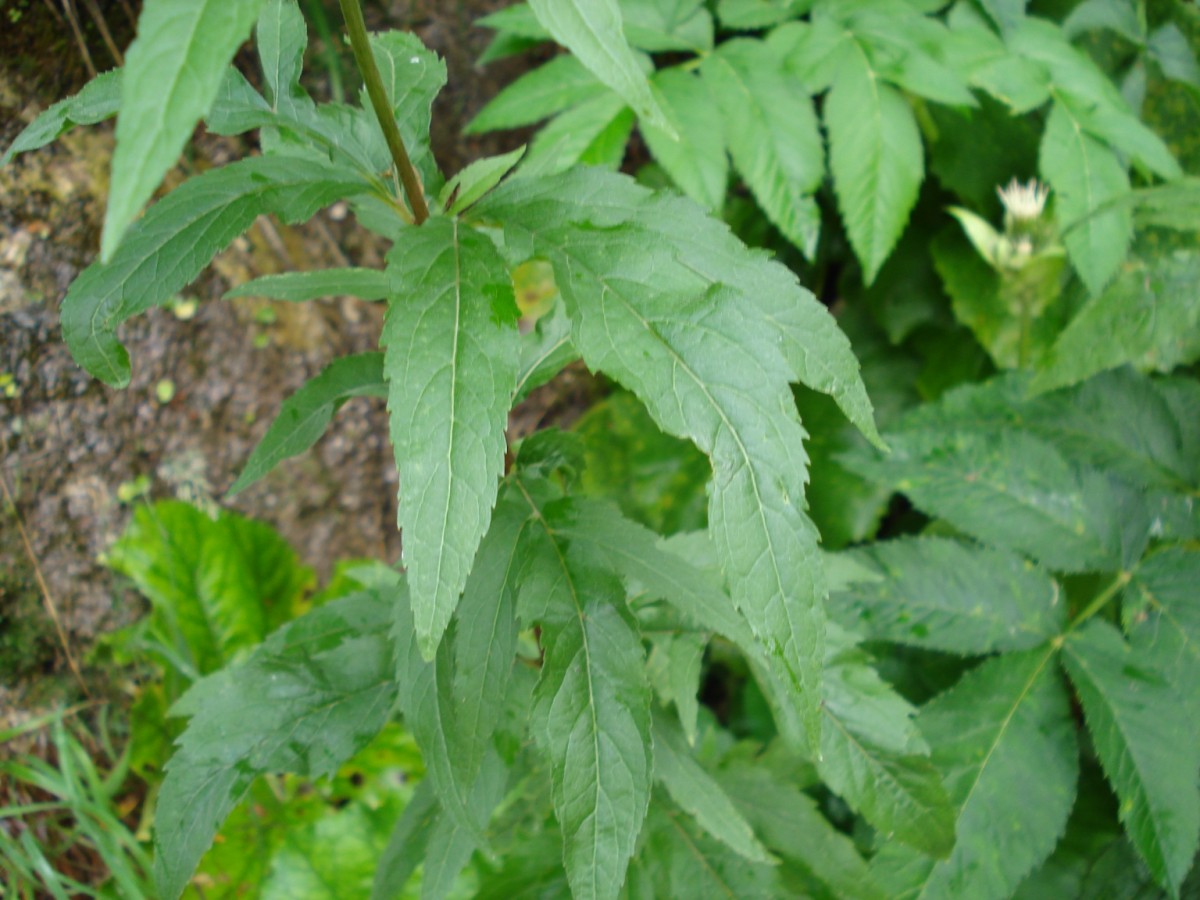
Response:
[4, 0, 1199, 898]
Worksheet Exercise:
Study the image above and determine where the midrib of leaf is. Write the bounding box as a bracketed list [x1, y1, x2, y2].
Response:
[913, 642, 1059, 899]
[665, 810, 741, 899]
[846, 37, 886, 257]
[514, 477, 605, 896]
[512, 333, 571, 399]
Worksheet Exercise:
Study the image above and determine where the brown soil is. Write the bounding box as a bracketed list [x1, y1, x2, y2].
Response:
[0, 1, 566, 715]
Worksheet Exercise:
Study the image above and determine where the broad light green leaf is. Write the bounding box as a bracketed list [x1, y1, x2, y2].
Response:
[1033, 250, 1200, 393]
[1125, 547, 1200, 724]
[527, 0, 672, 133]
[227, 353, 386, 497]
[1063, 620, 1200, 895]
[1062, 0, 1142, 42]
[826, 41, 925, 283]
[440, 146, 526, 215]
[154, 589, 397, 900]
[103, 0, 266, 260]
[819, 628, 957, 857]
[717, 0, 810, 29]
[467, 55, 607, 134]
[1056, 90, 1181, 181]
[225, 269, 390, 303]
[977, 0, 1027, 33]
[63, 157, 368, 387]
[256, 0, 308, 115]
[645, 633, 706, 744]
[875, 645, 1078, 900]
[520, 92, 634, 176]
[107, 501, 312, 678]
[1040, 103, 1132, 297]
[718, 762, 886, 900]
[2, 69, 121, 166]
[1148, 24, 1200, 86]
[383, 217, 520, 659]
[701, 38, 823, 258]
[622, 0, 713, 53]
[260, 803, 382, 900]
[367, 31, 448, 191]
[830, 537, 1065, 654]
[651, 712, 775, 864]
[515, 490, 653, 900]
[640, 68, 728, 211]
[513, 301, 576, 404]
[847, 11, 977, 108]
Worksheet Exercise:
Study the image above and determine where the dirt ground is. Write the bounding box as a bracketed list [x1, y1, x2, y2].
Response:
[0, 0, 564, 714]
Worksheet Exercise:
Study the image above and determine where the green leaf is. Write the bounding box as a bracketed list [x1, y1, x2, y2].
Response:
[467, 55, 607, 134]
[1057, 90, 1182, 181]
[513, 301, 577, 404]
[260, 803, 384, 899]
[875, 645, 1078, 900]
[977, 0, 1027, 34]
[153, 589, 397, 900]
[1125, 547, 1200, 724]
[831, 537, 1065, 654]
[227, 353, 386, 497]
[107, 501, 312, 678]
[2, 69, 121, 166]
[527, 0, 672, 132]
[640, 68, 728, 212]
[63, 157, 368, 387]
[521, 92, 634, 176]
[366, 30, 448, 191]
[847, 11, 977, 108]
[372, 781, 438, 900]
[701, 38, 823, 258]
[1033, 250, 1200, 393]
[256, 0, 308, 115]
[622, 0, 713, 53]
[102, 0, 266, 260]
[651, 712, 775, 864]
[224, 268, 390, 303]
[420, 751, 509, 900]
[1039, 102, 1132, 296]
[717, 0, 810, 30]
[645, 632, 705, 744]
[819, 627, 956, 857]
[515, 490, 653, 900]
[440, 146, 527, 215]
[826, 40, 925, 283]
[383, 217, 520, 659]
[1063, 620, 1200, 895]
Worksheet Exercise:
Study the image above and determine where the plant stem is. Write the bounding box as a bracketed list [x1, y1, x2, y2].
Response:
[338, 0, 430, 225]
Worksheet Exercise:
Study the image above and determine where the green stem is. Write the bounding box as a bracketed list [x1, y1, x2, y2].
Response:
[338, 0, 430, 225]
[1067, 570, 1132, 634]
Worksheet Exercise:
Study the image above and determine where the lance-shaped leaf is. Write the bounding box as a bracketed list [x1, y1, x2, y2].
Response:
[154, 589, 397, 900]
[366, 31, 448, 190]
[701, 38, 823, 257]
[62, 157, 368, 387]
[228, 353, 386, 497]
[514, 488, 653, 900]
[467, 54, 607, 134]
[256, 0, 308, 115]
[1063, 620, 1200, 895]
[102, 0, 266, 259]
[527, 0, 671, 133]
[875, 645, 1078, 900]
[383, 217, 520, 659]
[826, 42, 924, 283]
[2, 69, 121, 165]
[640, 68, 727, 212]
[225, 269, 390, 303]
[1040, 101, 1132, 297]
[830, 537, 1065, 654]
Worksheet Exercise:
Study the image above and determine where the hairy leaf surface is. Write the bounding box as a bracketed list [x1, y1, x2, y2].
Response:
[382, 217, 520, 658]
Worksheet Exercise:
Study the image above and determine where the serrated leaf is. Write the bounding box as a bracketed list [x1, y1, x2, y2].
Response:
[640, 68, 727, 211]
[63, 157, 368, 387]
[848, 10, 977, 108]
[876, 645, 1078, 900]
[1040, 103, 1132, 296]
[227, 353, 386, 497]
[467, 55, 607, 134]
[106, 501, 312, 677]
[651, 712, 775, 864]
[830, 537, 1065, 654]
[225, 269, 390, 303]
[521, 92, 634, 176]
[2, 69, 121, 166]
[1056, 90, 1181, 181]
[102, 0, 265, 260]
[256, 0, 308, 115]
[701, 38, 823, 258]
[154, 589, 397, 899]
[366, 31, 448, 191]
[440, 146, 526, 215]
[1033, 250, 1200, 393]
[527, 0, 672, 133]
[515, 489, 653, 900]
[383, 217, 521, 659]
[826, 41, 925, 283]
[1063, 620, 1200, 895]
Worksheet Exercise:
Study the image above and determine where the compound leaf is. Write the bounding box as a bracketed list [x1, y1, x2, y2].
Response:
[103, 0, 265, 260]
[62, 156, 368, 387]
[1063, 620, 1200, 895]
[154, 589, 397, 900]
[228, 353, 386, 497]
[382, 217, 521, 659]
